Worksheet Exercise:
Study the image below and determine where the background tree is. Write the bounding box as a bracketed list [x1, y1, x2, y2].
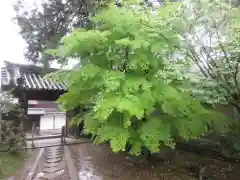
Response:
[13, 0, 180, 68]
[0, 91, 17, 120]
[170, 0, 240, 154]
[0, 91, 26, 153]
[47, 2, 225, 155]
[13, 0, 111, 68]
[175, 0, 240, 115]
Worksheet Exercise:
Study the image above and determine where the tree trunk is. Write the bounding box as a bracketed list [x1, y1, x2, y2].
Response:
[235, 105, 240, 120]
[141, 147, 152, 159]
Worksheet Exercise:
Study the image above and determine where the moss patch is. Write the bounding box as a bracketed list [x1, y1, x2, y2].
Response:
[0, 152, 26, 179]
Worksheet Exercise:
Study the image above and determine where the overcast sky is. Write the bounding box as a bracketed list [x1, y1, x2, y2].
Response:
[0, 0, 27, 67]
[0, 0, 202, 71]
[0, 0, 77, 69]
[0, 0, 165, 69]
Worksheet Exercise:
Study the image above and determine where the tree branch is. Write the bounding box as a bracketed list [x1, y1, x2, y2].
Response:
[211, 15, 240, 96]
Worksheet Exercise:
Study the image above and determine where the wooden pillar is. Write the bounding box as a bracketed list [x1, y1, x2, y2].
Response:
[74, 107, 83, 139]
[65, 111, 70, 137]
[66, 108, 81, 139]
[18, 91, 28, 132]
[66, 110, 76, 138]
[75, 123, 79, 139]
[17, 77, 28, 132]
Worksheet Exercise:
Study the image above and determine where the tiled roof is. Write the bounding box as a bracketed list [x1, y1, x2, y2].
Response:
[1, 61, 67, 91]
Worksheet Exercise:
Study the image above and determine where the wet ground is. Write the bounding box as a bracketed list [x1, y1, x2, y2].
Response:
[7, 138, 240, 180]
[69, 143, 240, 180]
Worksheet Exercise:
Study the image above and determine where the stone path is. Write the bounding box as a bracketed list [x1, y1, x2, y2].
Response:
[34, 146, 71, 180]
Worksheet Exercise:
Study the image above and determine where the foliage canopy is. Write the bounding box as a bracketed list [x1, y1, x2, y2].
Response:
[48, 2, 226, 154]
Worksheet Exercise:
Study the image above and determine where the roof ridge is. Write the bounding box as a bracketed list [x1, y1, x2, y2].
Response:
[1, 61, 68, 91]
[3, 61, 61, 72]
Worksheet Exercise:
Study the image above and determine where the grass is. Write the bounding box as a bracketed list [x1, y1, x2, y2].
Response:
[0, 152, 26, 180]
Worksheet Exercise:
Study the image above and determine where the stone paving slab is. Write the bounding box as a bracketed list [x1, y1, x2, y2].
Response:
[45, 151, 61, 155]
[43, 162, 64, 168]
[42, 166, 64, 173]
[45, 155, 60, 160]
[39, 172, 63, 180]
[44, 158, 62, 163]
[53, 166, 71, 180]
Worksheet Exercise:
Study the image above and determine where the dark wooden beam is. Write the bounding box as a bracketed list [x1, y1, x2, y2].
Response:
[17, 77, 28, 132]
[11, 88, 66, 101]
[18, 91, 28, 132]
[24, 90, 66, 101]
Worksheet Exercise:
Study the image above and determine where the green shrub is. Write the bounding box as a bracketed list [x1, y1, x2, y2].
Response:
[0, 120, 26, 154]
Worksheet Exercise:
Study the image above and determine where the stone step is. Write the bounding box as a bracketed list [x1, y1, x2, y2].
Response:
[39, 173, 59, 180]
[46, 147, 61, 150]
[46, 149, 61, 153]
[45, 151, 61, 155]
[45, 152, 61, 157]
[43, 162, 64, 168]
[45, 155, 61, 160]
[45, 158, 62, 163]
[42, 165, 64, 173]
[33, 147, 67, 180]
[45, 153, 61, 157]
[45, 151, 60, 155]
[75, 162, 81, 168]
[45, 150, 61, 154]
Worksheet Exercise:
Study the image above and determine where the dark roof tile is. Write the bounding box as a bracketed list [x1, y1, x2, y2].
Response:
[1, 61, 67, 91]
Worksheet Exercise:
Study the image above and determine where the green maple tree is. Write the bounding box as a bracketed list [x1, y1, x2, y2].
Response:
[47, 2, 225, 155]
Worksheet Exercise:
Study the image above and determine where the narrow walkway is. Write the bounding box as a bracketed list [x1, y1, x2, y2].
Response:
[33, 146, 71, 180]
[24, 138, 92, 180]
